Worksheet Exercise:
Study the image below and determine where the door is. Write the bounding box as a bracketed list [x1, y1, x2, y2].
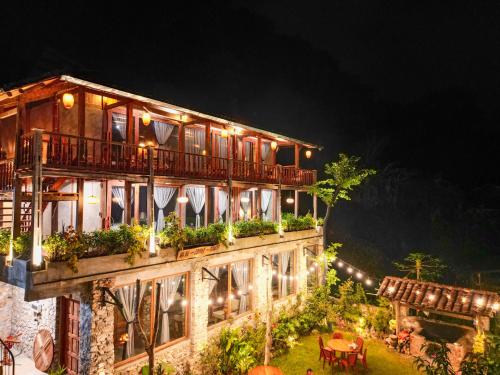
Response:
[61, 297, 80, 375]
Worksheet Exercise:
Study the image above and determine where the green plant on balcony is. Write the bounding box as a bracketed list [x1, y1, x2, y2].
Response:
[281, 213, 316, 232]
[0, 228, 10, 255]
[159, 212, 187, 251]
[232, 218, 278, 238]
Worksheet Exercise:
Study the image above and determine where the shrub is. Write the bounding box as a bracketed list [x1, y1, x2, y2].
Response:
[159, 212, 187, 251]
[414, 341, 455, 375]
[0, 229, 10, 255]
[282, 213, 315, 232]
[233, 218, 277, 238]
[184, 223, 227, 248]
[369, 297, 393, 336]
[331, 280, 367, 325]
[460, 334, 500, 375]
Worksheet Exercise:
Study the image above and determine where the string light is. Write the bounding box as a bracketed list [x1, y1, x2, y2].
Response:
[347, 267, 353, 274]
[337, 261, 344, 268]
[331, 256, 381, 289]
[356, 272, 363, 279]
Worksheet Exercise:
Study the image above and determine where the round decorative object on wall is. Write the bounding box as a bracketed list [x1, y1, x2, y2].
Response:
[33, 329, 54, 372]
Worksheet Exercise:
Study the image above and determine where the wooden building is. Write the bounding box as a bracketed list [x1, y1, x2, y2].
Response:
[0, 76, 323, 374]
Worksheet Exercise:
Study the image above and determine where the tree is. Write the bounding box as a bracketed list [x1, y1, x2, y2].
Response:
[308, 153, 376, 249]
[394, 252, 447, 281]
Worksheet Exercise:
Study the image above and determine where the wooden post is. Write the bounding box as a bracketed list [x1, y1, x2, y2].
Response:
[124, 181, 132, 225]
[178, 185, 186, 227]
[313, 193, 318, 222]
[11, 177, 22, 239]
[394, 301, 401, 335]
[277, 165, 283, 237]
[294, 190, 299, 218]
[204, 185, 211, 225]
[78, 88, 85, 137]
[52, 95, 59, 132]
[134, 184, 140, 222]
[256, 188, 262, 219]
[126, 103, 134, 143]
[31, 129, 43, 268]
[101, 180, 108, 229]
[294, 143, 300, 168]
[147, 147, 156, 255]
[76, 178, 84, 232]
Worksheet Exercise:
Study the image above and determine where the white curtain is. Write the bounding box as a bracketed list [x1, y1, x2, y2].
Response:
[261, 143, 271, 163]
[116, 284, 146, 358]
[185, 127, 205, 154]
[112, 113, 127, 140]
[153, 121, 175, 146]
[231, 261, 249, 314]
[154, 187, 176, 232]
[218, 190, 228, 222]
[208, 267, 220, 296]
[159, 275, 182, 344]
[186, 186, 205, 228]
[244, 142, 253, 162]
[216, 135, 228, 158]
[280, 252, 291, 298]
[240, 190, 250, 220]
[261, 189, 272, 221]
[112, 186, 134, 224]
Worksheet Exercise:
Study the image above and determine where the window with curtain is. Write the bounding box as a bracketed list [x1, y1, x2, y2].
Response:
[305, 245, 320, 291]
[113, 274, 188, 364]
[239, 190, 252, 221]
[208, 260, 252, 326]
[271, 250, 295, 300]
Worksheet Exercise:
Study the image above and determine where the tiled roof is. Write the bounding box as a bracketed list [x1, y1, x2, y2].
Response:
[378, 276, 500, 318]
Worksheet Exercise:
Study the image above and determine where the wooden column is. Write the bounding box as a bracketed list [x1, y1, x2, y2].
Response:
[204, 186, 211, 225]
[76, 178, 84, 232]
[294, 144, 300, 168]
[52, 95, 59, 132]
[294, 190, 299, 218]
[134, 184, 140, 223]
[277, 165, 283, 236]
[256, 188, 262, 219]
[256, 136, 262, 164]
[146, 148, 155, 229]
[205, 123, 211, 155]
[123, 181, 132, 225]
[178, 185, 186, 227]
[11, 178, 22, 239]
[78, 88, 85, 137]
[214, 187, 219, 221]
[313, 193, 318, 222]
[394, 301, 401, 335]
[178, 123, 185, 153]
[31, 129, 43, 268]
[100, 181, 107, 229]
[126, 103, 134, 143]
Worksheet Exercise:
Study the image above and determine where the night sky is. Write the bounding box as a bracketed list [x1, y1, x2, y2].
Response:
[2, 0, 500, 191]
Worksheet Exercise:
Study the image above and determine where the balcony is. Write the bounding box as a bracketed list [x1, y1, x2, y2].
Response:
[0, 159, 14, 192]
[16, 131, 316, 187]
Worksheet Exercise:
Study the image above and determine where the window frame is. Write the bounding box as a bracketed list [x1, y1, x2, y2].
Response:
[271, 249, 297, 300]
[113, 271, 190, 367]
[305, 245, 320, 291]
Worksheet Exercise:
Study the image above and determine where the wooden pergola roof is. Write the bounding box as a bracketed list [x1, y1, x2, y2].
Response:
[378, 276, 500, 318]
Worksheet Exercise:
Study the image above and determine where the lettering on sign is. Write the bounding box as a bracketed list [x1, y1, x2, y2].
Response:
[177, 244, 220, 260]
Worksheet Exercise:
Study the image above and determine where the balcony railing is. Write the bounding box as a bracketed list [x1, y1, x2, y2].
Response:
[16, 131, 316, 186]
[0, 159, 14, 192]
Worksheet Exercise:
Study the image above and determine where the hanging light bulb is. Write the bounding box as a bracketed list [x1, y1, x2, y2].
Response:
[142, 112, 151, 126]
[337, 261, 344, 268]
[270, 141, 278, 150]
[356, 272, 363, 279]
[87, 194, 98, 205]
[177, 196, 189, 204]
[221, 129, 229, 138]
[305, 150, 312, 159]
[202, 150, 207, 155]
[240, 196, 250, 203]
[286, 196, 294, 204]
[62, 93, 75, 109]
[365, 279, 372, 286]
[347, 267, 353, 274]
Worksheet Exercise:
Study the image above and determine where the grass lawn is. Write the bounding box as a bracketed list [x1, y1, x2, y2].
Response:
[271, 330, 420, 375]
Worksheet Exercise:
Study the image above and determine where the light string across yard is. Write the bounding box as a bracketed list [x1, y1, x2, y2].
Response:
[330, 257, 381, 289]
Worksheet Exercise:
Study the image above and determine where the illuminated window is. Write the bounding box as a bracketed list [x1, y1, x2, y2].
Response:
[113, 273, 188, 364]
[271, 250, 295, 300]
[208, 259, 252, 326]
[305, 245, 320, 291]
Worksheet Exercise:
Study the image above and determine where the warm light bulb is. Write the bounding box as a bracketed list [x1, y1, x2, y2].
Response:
[388, 286, 395, 294]
[365, 279, 372, 286]
[305, 150, 312, 159]
[202, 149, 207, 155]
[240, 196, 250, 203]
[217, 296, 224, 304]
[428, 295, 435, 301]
[177, 196, 188, 204]
[337, 261, 344, 268]
[142, 112, 151, 126]
[221, 129, 229, 138]
[62, 93, 74, 109]
[248, 284, 253, 290]
[181, 299, 188, 307]
[347, 267, 353, 274]
[476, 297, 484, 306]
[493, 302, 499, 311]
[286, 197, 294, 204]
[87, 195, 98, 205]
[270, 141, 278, 150]
[356, 272, 363, 279]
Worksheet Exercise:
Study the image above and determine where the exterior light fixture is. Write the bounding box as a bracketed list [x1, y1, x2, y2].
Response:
[428, 295, 435, 301]
[305, 150, 312, 159]
[388, 286, 395, 294]
[347, 267, 353, 274]
[139, 143, 146, 148]
[240, 196, 250, 204]
[493, 302, 499, 311]
[62, 93, 75, 109]
[286, 195, 294, 204]
[476, 297, 484, 306]
[337, 261, 344, 268]
[248, 284, 253, 290]
[461, 297, 468, 304]
[142, 112, 151, 126]
[177, 196, 189, 204]
[270, 141, 278, 151]
[217, 296, 224, 304]
[365, 279, 372, 286]
[221, 129, 229, 138]
[181, 299, 188, 307]
[87, 194, 98, 205]
[356, 272, 363, 279]
[202, 150, 207, 155]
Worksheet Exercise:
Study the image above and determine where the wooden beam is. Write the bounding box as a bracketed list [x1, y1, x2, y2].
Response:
[126, 103, 134, 143]
[76, 178, 84, 232]
[294, 190, 299, 218]
[78, 88, 85, 137]
[124, 181, 132, 225]
[294, 143, 300, 168]
[204, 185, 211, 225]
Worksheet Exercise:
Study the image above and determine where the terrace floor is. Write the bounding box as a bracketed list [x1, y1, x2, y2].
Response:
[271, 330, 419, 375]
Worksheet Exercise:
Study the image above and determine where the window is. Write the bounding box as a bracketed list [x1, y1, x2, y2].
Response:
[305, 245, 320, 290]
[271, 250, 295, 300]
[113, 273, 188, 364]
[208, 259, 252, 326]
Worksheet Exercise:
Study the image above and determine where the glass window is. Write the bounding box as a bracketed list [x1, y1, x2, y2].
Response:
[113, 274, 188, 364]
[305, 245, 320, 291]
[271, 250, 295, 300]
[208, 260, 252, 326]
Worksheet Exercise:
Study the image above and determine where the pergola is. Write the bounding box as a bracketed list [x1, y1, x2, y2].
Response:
[378, 276, 500, 334]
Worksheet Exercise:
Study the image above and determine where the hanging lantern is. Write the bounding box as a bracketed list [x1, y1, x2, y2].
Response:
[62, 93, 74, 109]
[305, 149, 312, 159]
[271, 141, 278, 151]
[142, 112, 151, 126]
[202, 150, 207, 155]
[221, 129, 229, 138]
[240, 196, 250, 204]
[87, 195, 98, 205]
[177, 196, 188, 204]
[286, 196, 294, 204]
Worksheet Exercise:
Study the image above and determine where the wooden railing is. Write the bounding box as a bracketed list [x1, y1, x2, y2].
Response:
[17, 132, 316, 186]
[0, 159, 14, 192]
[0, 338, 15, 374]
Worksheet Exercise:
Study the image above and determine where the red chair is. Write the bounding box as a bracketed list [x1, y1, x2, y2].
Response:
[332, 332, 344, 339]
[340, 352, 358, 373]
[318, 337, 336, 368]
[355, 337, 364, 353]
[357, 348, 368, 369]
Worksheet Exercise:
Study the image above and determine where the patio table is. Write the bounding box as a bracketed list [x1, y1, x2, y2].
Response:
[327, 338, 358, 355]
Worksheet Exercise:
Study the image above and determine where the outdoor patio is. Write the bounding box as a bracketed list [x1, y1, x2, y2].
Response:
[271, 330, 419, 375]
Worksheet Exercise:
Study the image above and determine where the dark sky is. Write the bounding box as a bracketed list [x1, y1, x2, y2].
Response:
[2, 0, 500, 191]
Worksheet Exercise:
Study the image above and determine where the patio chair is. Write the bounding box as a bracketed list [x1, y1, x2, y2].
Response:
[339, 352, 358, 373]
[318, 336, 334, 367]
[357, 348, 368, 369]
[355, 336, 364, 353]
[332, 332, 344, 339]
